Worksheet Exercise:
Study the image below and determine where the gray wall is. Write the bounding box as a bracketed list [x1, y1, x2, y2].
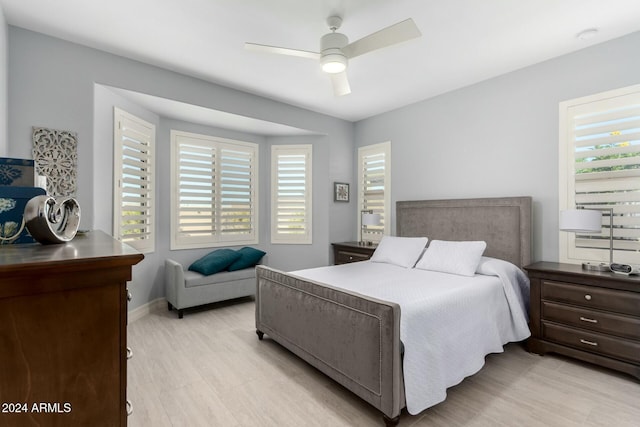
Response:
[0, 7, 6, 156]
[7, 26, 355, 310]
[355, 31, 640, 263]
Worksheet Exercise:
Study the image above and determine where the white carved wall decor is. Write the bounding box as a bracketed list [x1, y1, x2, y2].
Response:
[32, 127, 78, 197]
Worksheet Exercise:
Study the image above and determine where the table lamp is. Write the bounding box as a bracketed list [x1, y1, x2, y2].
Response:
[560, 207, 613, 272]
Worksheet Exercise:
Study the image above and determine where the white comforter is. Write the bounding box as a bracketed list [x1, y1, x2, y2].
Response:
[291, 257, 530, 415]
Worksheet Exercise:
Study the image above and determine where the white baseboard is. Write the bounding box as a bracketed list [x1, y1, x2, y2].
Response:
[128, 298, 166, 323]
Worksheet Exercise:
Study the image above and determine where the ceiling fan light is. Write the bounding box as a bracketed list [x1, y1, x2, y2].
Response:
[321, 53, 347, 73]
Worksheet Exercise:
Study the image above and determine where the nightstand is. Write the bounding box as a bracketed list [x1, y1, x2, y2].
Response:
[332, 241, 377, 265]
[525, 261, 640, 379]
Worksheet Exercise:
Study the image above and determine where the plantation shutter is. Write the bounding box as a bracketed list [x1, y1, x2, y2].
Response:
[170, 131, 258, 249]
[219, 144, 257, 242]
[271, 145, 312, 244]
[113, 108, 155, 253]
[358, 141, 391, 243]
[174, 135, 216, 247]
[561, 85, 640, 264]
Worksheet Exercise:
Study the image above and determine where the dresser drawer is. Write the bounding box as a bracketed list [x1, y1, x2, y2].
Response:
[543, 321, 640, 364]
[542, 280, 640, 316]
[542, 301, 640, 340]
[335, 250, 371, 264]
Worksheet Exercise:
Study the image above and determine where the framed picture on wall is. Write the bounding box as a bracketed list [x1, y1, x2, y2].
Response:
[334, 182, 349, 202]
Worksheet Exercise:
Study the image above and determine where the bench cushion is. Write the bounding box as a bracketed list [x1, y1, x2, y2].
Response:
[184, 267, 255, 288]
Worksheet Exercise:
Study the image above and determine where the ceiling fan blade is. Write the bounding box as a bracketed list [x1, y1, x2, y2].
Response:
[244, 42, 320, 60]
[342, 18, 421, 59]
[331, 72, 351, 97]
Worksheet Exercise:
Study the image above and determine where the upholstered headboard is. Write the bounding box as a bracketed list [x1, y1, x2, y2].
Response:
[396, 197, 532, 268]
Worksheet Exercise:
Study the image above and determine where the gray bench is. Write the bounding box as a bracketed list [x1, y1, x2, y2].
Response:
[164, 258, 256, 318]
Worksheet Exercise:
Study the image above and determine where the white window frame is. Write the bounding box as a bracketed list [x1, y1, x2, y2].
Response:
[170, 130, 258, 250]
[113, 107, 156, 253]
[358, 141, 391, 243]
[559, 84, 640, 265]
[271, 144, 312, 244]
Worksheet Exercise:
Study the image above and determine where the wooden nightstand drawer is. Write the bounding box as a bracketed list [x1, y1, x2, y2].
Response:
[336, 250, 371, 264]
[332, 242, 377, 265]
[542, 301, 640, 340]
[543, 322, 640, 364]
[542, 280, 640, 316]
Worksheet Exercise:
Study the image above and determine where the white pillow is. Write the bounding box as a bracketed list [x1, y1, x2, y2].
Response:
[370, 236, 429, 268]
[415, 240, 487, 276]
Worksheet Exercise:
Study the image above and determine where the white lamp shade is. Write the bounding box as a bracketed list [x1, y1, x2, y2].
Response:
[362, 213, 382, 226]
[559, 209, 602, 233]
[321, 54, 347, 73]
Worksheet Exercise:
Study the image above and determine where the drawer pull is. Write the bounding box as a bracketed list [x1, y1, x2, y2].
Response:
[127, 347, 133, 359]
[584, 294, 592, 301]
[127, 291, 132, 302]
[580, 339, 598, 347]
[579, 316, 598, 324]
[126, 399, 133, 416]
[349, 256, 353, 260]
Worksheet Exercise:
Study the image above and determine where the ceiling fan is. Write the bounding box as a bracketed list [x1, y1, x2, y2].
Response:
[245, 16, 421, 96]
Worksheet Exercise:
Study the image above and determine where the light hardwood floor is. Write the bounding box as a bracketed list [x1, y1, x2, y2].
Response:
[127, 298, 640, 427]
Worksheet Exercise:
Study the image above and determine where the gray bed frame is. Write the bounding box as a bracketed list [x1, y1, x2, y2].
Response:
[255, 197, 532, 425]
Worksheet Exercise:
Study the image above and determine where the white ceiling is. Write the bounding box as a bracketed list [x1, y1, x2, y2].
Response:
[106, 86, 320, 136]
[3, 0, 640, 123]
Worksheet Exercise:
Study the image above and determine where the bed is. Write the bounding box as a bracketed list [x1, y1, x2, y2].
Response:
[255, 197, 532, 425]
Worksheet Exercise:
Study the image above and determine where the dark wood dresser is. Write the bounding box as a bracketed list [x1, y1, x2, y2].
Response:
[332, 241, 377, 265]
[525, 261, 640, 379]
[0, 231, 143, 426]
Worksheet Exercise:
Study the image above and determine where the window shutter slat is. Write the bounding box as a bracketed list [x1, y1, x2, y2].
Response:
[271, 146, 312, 244]
[171, 131, 257, 249]
[562, 87, 640, 261]
[175, 137, 217, 243]
[358, 142, 391, 243]
[114, 108, 155, 253]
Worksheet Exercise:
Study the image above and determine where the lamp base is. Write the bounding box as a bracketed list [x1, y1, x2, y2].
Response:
[582, 262, 610, 272]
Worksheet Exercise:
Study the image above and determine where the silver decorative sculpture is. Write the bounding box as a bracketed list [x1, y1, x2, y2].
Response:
[24, 195, 81, 244]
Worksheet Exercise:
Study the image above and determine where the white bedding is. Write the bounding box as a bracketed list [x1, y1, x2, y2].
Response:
[291, 257, 530, 415]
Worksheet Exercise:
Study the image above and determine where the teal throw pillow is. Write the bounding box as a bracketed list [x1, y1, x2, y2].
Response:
[188, 249, 242, 276]
[227, 247, 266, 271]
